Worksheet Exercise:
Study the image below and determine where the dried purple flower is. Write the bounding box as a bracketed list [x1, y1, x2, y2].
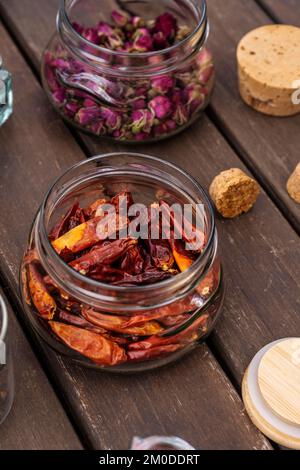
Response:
[196, 48, 213, 68]
[132, 16, 146, 28]
[185, 84, 205, 113]
[133, 28, 153, 52]
[131, 98, 147, 110]
[153, 13, 178, 41]
[64, 101, 80, 117]
[45, 66, 60, 92]
[173, 104, 189, 125]
[151, 76, 174, 94]
[75, 107, 101, 125]
[82, 28, 100, 45]
[149, 96, 173, 119]
[198, 65, 214, 85]
[153, 31, 168, 50]
[131, 109, 155, 134]
[134, 132, 149, 141]
[111, 9, 130, 27]
[101, 108, 122, 130]
[52, 89, 66, 106]
[72, 22, 84, 35]
[90, 120, 106, 135]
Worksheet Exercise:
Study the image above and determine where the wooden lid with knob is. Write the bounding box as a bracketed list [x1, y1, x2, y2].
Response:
[242, 338, 300, 450]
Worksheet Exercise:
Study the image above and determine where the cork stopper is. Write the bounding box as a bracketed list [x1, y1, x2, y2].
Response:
[237, 25, 300, 116]
[287, 163, 300, 204]
[242, 339, 300, 450]
[209, 168, 260, 218]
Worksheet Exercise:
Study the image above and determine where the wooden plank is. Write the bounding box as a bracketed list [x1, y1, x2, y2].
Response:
[1, 0, 300, 232]
[0, 19, 271, 450]
[0, 0, 299, 442]
[205, 0, 300, 232]
[258, 0, 300, 25]
[4, 0, 299, 382]
[0, 287, 82, 450]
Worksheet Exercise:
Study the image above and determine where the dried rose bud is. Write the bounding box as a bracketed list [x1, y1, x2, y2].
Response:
[76, 107, 101, 125]
[45, 66, 60, 92]
[153, 31, 168, 50]
[111, 9, 130, 27]
[153, 12, 178, 41]
[53, 89, 66, 106]
[185, 83, 205, 112]
[101, 108, 122, 130]
[176, 25, 191, 42]
[82, 28, 100, 45]
[131, 109, 155, 134]
[172, 89, 184, 106]
[64, 102, 80, 117]
[72, 22, 84, 35]
[151, 76, 174, 94]
[83, 98, 97, 108]
[173, 104, 189, 125]
[51, 58, 71, 70]
[131, 98, 147, 110]
[134, 132, 149, 141]
[90, 120, 105, 135]
[165, 119, 177, 131]
[133, 28, 153, 52]
[132, 16, 146, 28]
[196, 48, 213, 68]
[198, 65, 214, 85]
[149, 96, 173, 119]
[106, 33, 124, 50]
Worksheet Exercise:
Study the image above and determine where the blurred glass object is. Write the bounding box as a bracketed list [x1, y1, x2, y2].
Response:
[131, 436, 195, 450]
[0, 295, 14, 425]
[0, 56, 13, 127]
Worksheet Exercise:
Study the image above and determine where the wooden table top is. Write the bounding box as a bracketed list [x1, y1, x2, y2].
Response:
[0, 0, 299, 450]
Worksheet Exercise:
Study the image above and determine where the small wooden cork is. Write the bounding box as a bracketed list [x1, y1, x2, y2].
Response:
[237, 25, 300, 116]
[287, 163, 300, 203]
[209, 168, 260, 218]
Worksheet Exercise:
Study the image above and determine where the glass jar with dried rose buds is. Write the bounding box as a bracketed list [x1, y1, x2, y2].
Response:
[20, 153, 224, 372]
[41, 0, 214, 143]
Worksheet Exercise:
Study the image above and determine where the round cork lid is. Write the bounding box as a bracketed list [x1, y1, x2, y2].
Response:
[237, 25, 300, 90]
[242, 339, 300, 450]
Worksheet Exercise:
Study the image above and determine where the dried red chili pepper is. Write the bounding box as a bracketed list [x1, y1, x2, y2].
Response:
[52, 213, 128, 255]
[82, 307, 163, 336]
[58, 310, 107, 334]
[129, 313, 209, 351]
[160, 200, 206, 252]
[128, 344, 182, 362]
[49, 202, 86, 241]
[84, 198, 107, 218]
[110, 191, 134, 211]
[168, 238, 194, 272]
[89, 265, 126, 283]
[145, 238, 175, 271]
[70, 238, 137, 274]
[52, 216, 103, 254]
[49, 322, 127, 366]
[120, 245, 144, 274]
[28, 263, 56, 320]
[113, 269, 173, 286]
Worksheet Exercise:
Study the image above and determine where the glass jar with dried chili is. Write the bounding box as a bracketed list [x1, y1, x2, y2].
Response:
[20, 153, 224, 372]
[41, 0, 214, 143]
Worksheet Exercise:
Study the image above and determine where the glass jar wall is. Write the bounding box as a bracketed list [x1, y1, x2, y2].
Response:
[41, 0, 214, 143]
[20, 153, 224, 372]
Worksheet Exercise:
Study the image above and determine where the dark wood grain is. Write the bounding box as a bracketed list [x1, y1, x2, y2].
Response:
[3, 0, 299, 383]
[1, 0, 300, 233]
[258, 0, 300, 24]
[0, 287, 82, 450]
[0, 20, 272, 450]
[206, 0, 300, 233]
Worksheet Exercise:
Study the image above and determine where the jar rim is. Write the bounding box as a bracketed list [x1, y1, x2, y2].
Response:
[38, 153, 216, 306]
[59, 0, 208, 60]
[0, 295, 8, 343]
